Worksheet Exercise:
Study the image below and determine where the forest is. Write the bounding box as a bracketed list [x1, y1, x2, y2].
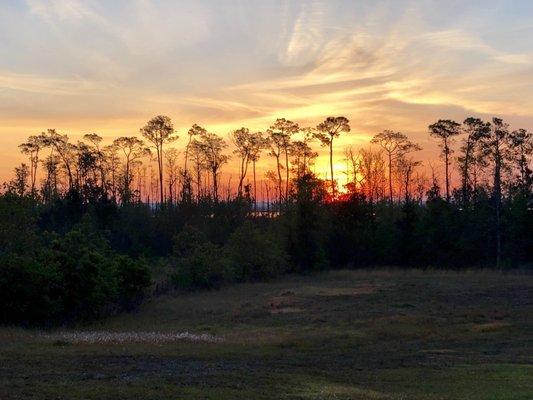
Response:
[1, 115, 532, 325]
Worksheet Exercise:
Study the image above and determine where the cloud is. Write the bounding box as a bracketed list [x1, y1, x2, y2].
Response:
[25, 0, 106, 24]
[0, 70, 113, 96]
[1, 0, 532, 183]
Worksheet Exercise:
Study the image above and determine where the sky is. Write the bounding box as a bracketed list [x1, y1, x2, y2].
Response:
[1, 0, 533, 184]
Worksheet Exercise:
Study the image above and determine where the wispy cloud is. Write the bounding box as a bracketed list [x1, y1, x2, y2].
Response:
[0, 70, 119, 96]
[25, 0, 107, 25]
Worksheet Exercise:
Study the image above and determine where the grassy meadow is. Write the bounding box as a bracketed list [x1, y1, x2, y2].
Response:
[1, 269, 531, 399]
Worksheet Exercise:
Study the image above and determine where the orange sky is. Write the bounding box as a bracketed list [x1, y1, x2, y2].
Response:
[1, 1, 532, 185]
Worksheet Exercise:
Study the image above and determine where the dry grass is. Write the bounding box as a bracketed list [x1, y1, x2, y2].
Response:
[0, 268, 531, 399]
[39, 331, 220, 344]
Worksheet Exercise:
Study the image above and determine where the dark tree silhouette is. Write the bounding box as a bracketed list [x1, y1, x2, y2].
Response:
[315, 117, 350, 198]
[18, 134, 45, 195]
[509, 128, 533, 192]
[230, 127, 254, 196]
[371, 130, 421, 204]
[83, 133, 107, 194]
[458, 118, 490, 205]
[140, 115, 177, 204]
[41, 129, 76, 190]
[183, 124, 205, 201]
[249, 131, 269, 210]
[268, 118, 299, 203]
[113, 137, 149, 203]
[428, 120, 461, 202]
[196, 130, 229, 201]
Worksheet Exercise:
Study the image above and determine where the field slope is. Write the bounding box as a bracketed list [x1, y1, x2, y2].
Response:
[1, 269, 532, 399]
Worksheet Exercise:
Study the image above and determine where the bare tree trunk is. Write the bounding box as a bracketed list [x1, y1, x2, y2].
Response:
[212, 169, 218, 202]
[285, 148, 289, 201]
[330, 139, 335, 197]
[444, 138, 450, 202]
[276, 154, 282, 206]
[253, 160, 257, 211]
[238, 156, 245, 195]
[388, 152, 393, 205]
[158, 146, 164, 204]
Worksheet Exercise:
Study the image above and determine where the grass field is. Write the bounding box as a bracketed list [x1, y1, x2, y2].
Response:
[1, 269, 532, 399]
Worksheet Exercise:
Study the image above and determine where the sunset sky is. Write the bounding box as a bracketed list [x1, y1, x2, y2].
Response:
[1, 0, 532, 184]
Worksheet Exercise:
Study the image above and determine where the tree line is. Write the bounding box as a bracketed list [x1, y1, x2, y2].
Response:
[0, 114, 531, 325]
[9, 116, 351, 207]
[7, 115, 532, 209]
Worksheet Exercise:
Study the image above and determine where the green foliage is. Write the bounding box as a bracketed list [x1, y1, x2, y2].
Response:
[172, 226, 232, 289]
[0, 193, 38, 256]
[115, 255, 152, 310]
[0, 228, 151, 325]
[225, 221, 288, 281]
[0, 255, 62, 323]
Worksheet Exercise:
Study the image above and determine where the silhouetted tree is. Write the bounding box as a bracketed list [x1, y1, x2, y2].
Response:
[315, 116, 350, 197]
[188, 138, 206, 200]
[113, 137, 149, 203]
[103, 144, 120, 201]
[140, 115, 177, 204]
[197, 131, 229, 202]
[290, 128, 317, 180]
[230, 127, 254, 196]
[41, 129, 76, 190]
[358, 148, 386, 202]
[458, 118, 491, 205]
[4, 164, 29, 196]
[19, 134, 45, 195]
[249, 131, 269, 210]
[509, 128, 532, 192]
[165, 148, 180, 204]
[183, 124, 205, 202]
[428, 120, 461, 201]
[290, 139, 317, 179]
[371, 130, 421, 204]
[83, 133, 107, 194]
[268, 118, 299, 203]
[395, 155, 422, 202]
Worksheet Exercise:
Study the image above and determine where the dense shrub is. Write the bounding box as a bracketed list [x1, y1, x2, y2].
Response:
[0, 229, 151, 325]
[115, 255, 152, 310]
[0, 255, 62, 323]
[0, 194, 38, 257]
[225, 221, 288, 281]
[172, 226, 232, 289]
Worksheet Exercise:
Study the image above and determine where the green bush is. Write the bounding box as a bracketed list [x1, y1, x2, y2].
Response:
[115, 255, 152, 310]
[0, 255, 62, 323]
[225, 221, 288, 281]
[172, 226, 232, 289]
[0, 194, 38, 257]
[0, 229, 151, 325]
